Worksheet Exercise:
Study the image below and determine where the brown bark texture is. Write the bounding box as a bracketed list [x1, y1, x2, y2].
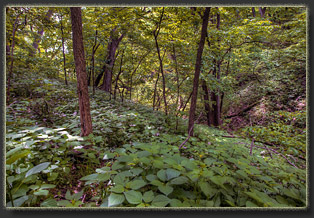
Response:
[70, 7, 93, 137]
[188, 7, 211, 136]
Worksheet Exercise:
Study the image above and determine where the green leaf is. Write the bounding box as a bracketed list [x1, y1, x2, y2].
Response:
[166, 169, 181, 180]
[80, 173, 98, 181]
[6, 195, 29, 207]
[170, 199, 183, 207]
[152, 195, 171, 207]
[110, 184, 124, 193]
[143, 191, 154, 203]
[128, 180, 147, 190]
[246, 201, 259, 207]
[199, 181, 214, 198]
[170, 176, 189, 185]
[73, 190, 84, 201]
[34, 189, 49, 196]
[124, 190, 142, 205]
[6, 150, 31, 165]
[157, 169, 167, 182]
[40, 184, 56, 189]
[25, 162, 50, 178]
[108, 193, 125, 207]
[131, 168, 143, 176]
[40, 198, 58, 207]
[146, 174, 158, 182]
[150, 180, 164, 187]
[117, 155, 133, 163]
[158, 185, 173, 196]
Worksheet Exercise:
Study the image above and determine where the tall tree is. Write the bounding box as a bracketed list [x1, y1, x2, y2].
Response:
[59, 12, 68, 85]
[153, 7, 168, 115]
[70, 7, 93, 137]
[188, 7, 210, 136]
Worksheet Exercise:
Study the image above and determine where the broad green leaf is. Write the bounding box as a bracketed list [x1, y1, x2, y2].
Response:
[110, 184, 124, 193]
[34, 189, 49, 196]
[170, 176, 189, 185]
[40, 184, 56, 189]
[80, 173, 98, 181]
[199, 181, 214, 198]
[166, 169, 181, 180]
[25, 162, 50, 178]
[170, 199, 183, 207]
[108, 193, 125, 207]
[6, 195, 29, 207]
[158, 185, 173, 196]
[73, 190, 84, 201]
[143, 191, 154, 203]
[131, 168, 143, 176]
[157, 169, 167, 182]
[6, 150, 31, 165]
[146, 174, 157, 182]
[152, 195, 170, 207]
[124, 190, 142, 205]
[128, 180, 147, 190]
[40, 198, 58, 207]
[150, 180, 164, 187]
[246, 201, 259, 207]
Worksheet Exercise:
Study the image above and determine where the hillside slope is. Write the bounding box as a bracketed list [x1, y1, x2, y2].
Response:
[6, 78, 306, 207]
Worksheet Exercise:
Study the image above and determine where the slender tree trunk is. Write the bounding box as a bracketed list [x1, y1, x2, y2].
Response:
[252, 7, 256, 17]
[153, 70, 160, 110]
[114, 49, 124, 100]
[7, 11, 23, 103]
[31, 9, 53, 56]
[60, 13, 68, 85]
[201, 79, 211, 126]
[172, 44, 180, 130]
[70, 7, 93, 137]
[153, 7, 168, 115]
[259, 7, 267, 18]
[188, 7, 211, 136]
[129, 50, 150, 100]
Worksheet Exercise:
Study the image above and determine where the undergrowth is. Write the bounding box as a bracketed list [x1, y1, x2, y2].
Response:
[5, 78, 307, 208]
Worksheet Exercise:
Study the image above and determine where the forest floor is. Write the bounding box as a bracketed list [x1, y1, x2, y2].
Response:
[5, 78, 307, 207]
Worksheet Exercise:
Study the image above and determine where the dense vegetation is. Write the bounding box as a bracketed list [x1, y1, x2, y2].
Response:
[5, 6, 307, 208]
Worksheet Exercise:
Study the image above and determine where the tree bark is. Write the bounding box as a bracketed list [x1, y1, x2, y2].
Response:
[60, 13, 68, 85]
[100, 29, 124, 93]
[7, 10, 24, 103]
[153, 7, 168, 115]
[252, 7, 256, 17]
[188, 7, 211, 136]
[259, 7, 267, 18]
[114, 49, 125, 100]
[70, 7, 93, 137]
[201, 79, 212, 126]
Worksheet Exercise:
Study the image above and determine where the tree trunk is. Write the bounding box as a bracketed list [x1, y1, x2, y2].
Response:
[188, 7, 211, 136]
[7, 11, 23, 103]
[259, 7, 267, 18]
[60, 13, 68, 85]
[201, 79, 211, 126]
[153, 7, 168, 115]
[70, 7, 93, 137]
[252, 7, 256, 17]
[114, 49, 125, 100]
[100, 29, 124, 93]
[31, 9, 53, 56]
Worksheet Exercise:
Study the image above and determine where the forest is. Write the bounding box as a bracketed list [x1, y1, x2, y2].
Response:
[5, 6, 307, 208]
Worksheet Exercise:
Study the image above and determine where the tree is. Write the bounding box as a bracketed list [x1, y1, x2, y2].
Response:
[70, 7, 93, 136]
[188, 7, 210, 136]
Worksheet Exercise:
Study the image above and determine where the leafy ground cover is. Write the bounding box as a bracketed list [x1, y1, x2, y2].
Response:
[6, 78, 306, 208]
